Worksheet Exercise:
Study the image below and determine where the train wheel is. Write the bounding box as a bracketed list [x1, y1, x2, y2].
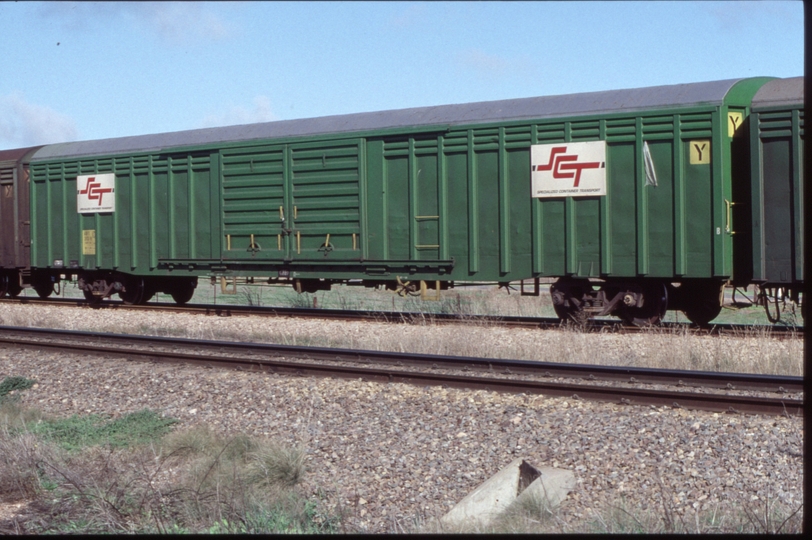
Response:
[118, 278, 145, 305]
[169, 280, 196, 305]
[681, 281, 724, 326]
[170, 288, 194, 305]
[83, 289, 102, 304]
[6, 279, 22, 298]
[0, 275, 8, 297]
[550, 279, 590, 325]
[617, 283, 668, 326]
[394, 277, 419, 297]
[34, 281, 54, 299]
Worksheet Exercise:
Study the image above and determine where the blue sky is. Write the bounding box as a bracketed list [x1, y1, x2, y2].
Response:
[0, 1, 803, 149]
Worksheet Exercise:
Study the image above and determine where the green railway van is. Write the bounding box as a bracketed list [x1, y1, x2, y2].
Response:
[749, 77, 804, 321]
[25, 77, 776, 323]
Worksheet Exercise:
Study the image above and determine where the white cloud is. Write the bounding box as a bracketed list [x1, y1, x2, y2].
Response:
[37, 1, 236, 45]
[705, 0, 800, 31]
[0, 93, 79, 148]
[135, 2, 233, 44]
[199, 96, 278, 128]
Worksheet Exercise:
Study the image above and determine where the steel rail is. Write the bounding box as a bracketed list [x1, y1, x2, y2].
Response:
[0, 325, 802, 392]
[0, 326, 802, 417]
[0, 297, 803, 337]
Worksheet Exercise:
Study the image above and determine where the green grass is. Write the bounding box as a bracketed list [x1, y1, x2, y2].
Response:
[26, 408, 178, 452]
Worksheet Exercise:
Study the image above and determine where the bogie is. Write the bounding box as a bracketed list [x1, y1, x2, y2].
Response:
[550, 279, 671, 326]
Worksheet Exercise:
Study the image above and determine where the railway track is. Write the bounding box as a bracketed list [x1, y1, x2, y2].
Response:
[0, 296, 804, 338]
[0, 325, 802, 417]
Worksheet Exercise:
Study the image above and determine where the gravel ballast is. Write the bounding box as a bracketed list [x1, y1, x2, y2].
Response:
[0, 303, 804, 532]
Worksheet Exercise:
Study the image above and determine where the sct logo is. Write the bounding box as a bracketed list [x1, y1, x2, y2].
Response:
[77, 173, 116, 213]
[79, 177, 113, 206]
[531, 141, 607, 198]
[531, 146, 605, 187]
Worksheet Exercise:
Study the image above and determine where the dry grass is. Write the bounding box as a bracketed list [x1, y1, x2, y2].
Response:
[0, 295, 803, 376]
[0, 430, 54, 502]
[0, 411, 332, 534]
[247, 443, 307, 489]
[415, 493, 803, 535]
[286, 321, 800, 376]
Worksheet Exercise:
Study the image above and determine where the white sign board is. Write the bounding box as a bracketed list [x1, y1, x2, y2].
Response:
[531, 141, 606, 198]
[77, 173, 116, 213]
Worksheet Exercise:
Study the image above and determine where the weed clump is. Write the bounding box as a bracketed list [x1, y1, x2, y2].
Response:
[0, 376, 35, 405]
[248, 443, 307, 488]
[0, 406, 336, 534]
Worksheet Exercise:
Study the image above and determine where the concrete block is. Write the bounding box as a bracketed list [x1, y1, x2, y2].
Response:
[440, 458, 575, 530]
[515, 465, 576, 510]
